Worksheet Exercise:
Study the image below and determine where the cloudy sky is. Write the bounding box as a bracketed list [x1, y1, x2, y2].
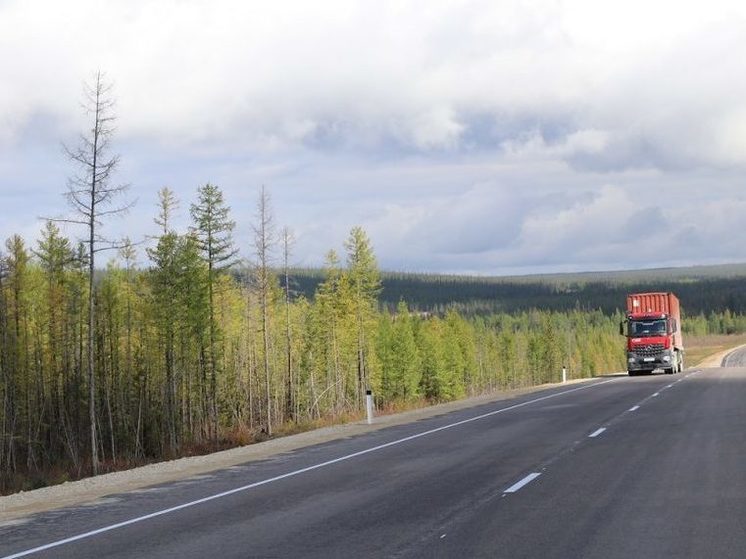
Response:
[2, 0, 746, 275]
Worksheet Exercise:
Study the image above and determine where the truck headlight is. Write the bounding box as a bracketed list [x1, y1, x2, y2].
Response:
[663, 356, 671, 362]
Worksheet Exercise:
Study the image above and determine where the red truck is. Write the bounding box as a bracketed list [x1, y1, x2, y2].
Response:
[621, 292, 684, 376]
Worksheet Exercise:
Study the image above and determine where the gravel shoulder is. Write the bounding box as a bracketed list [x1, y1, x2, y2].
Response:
[0, 378, 596, 522]
[696, 343, 746, 368]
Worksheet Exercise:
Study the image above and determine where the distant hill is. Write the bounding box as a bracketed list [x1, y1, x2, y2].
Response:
[284, 263, 746, 316]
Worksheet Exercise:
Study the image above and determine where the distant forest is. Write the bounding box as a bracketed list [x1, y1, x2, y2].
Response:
[285, 266, 746, 317]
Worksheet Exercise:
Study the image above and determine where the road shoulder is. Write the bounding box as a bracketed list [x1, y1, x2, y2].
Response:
[0, 377, 593, 522]
[697, 343, 746, 368]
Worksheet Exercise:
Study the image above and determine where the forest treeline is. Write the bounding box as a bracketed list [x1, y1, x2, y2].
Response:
[0, 182, 633, 494]
[285, 269, 746, 317]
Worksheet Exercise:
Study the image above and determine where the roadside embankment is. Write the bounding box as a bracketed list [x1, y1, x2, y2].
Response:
[0, 377, 592, 522]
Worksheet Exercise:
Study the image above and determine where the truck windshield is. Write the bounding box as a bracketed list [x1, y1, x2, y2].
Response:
[629, 319, 667, 337]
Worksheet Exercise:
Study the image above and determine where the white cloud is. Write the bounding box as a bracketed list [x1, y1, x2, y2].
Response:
[3, 0, 746, 274]
[0, 0, 743, 161]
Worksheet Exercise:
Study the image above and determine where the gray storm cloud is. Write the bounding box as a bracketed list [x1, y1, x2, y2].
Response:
[1, 0, 746, 273]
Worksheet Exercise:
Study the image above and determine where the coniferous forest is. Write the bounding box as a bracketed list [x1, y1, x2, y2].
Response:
[1, 188, 632, 494]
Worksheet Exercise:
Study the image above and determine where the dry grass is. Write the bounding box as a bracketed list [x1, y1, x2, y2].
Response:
[686, 334, 746, 366]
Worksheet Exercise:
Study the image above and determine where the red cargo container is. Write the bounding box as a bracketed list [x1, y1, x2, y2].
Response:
[622, 292, 684, 375]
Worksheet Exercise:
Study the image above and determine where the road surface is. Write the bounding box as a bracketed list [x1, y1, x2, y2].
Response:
[3, 361, 746, 558]
[721, 344, 746, 367]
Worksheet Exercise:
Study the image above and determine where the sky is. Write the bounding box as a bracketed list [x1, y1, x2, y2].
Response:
[2, 0, 746, 275]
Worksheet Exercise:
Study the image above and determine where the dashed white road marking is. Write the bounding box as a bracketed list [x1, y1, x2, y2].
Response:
[504, 473, 542, 493]
[0, 379, 618, 559]
[625, 369, 700, 418]
[588, 428, 606, 438]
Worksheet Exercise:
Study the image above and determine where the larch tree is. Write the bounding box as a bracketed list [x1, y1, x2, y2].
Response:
[147, 207, 180, 451]
[343, 227, 381, 407]
[0, 248, 8, 481]
[388, 301, 421, 401]
[251, 186, 276, 436]
[3, 236, 30, 475]
[148, 188, 181, 449]
[35, 222, 77, 465]
[281, 227, 296, 422]
[118, 238, 137, 446]
[154, 187, 179, 236]
[190, 183, 237, 441]
[60, 71, 131, 475]
[309, 250, 346, 415]
[416, 317, 447, 400]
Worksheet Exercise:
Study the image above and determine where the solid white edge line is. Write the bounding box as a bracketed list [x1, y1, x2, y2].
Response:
[588, 427, 606, 438]
[1, 379, 618, 559]
[628, 405, 640, 412]
[504, 472, 541, 494]
[652, 392, 660, 397]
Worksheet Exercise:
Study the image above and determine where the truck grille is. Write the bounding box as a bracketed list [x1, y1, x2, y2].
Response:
[635, 343, 665, 357]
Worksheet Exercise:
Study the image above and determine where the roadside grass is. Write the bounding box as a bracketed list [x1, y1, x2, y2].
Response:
[686, 334, 746, 366]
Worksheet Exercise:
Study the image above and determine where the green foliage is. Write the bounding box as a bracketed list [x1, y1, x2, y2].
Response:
[344, 226, 382, 405]
[378, 302, 421, 402]
[416, 317, 448, 400]
[189, 183, 238, 272]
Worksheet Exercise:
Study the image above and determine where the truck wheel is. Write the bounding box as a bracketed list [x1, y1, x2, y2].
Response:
[665, 367, 674, 374]
[628, 370, 637, 377]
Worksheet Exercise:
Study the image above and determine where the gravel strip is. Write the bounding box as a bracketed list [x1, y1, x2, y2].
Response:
[0, 378, 598, 521]
[696, 344, 746, 368]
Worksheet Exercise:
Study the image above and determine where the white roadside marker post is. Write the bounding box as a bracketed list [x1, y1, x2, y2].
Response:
[366, 389, 374, 425]
[562, 366, 567, 384]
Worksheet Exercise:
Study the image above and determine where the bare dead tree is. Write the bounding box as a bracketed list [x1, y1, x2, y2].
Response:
[0, 251, 9, 480]
[59, 71, 132, 475]
[252, 186, 275, 436]
[281, 227, 296, 422]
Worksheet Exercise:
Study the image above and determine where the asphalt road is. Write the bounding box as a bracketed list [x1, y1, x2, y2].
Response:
[721, 344, 746, 367]
[3, 364, 746, 559]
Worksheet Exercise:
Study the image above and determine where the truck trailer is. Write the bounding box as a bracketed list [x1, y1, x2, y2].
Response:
[621, 292, 684, 376]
